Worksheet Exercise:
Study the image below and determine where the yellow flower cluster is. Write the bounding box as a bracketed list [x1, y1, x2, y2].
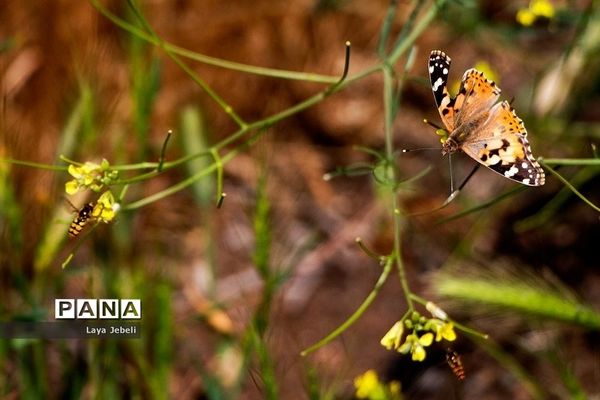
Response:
[91, 191, 118, 223]
[354, 370, 402, 400]
[517, 0, 556, 26]
[65, 159, 119, 224]
[380, 303, 456, 362]
[65, 159, 118, 195]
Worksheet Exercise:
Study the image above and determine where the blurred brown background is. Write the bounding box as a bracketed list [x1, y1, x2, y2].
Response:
[1, 0, 599, 399]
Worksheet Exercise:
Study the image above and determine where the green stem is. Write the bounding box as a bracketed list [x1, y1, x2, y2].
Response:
[89, 0, 338, 83]
[210, 148, 224, 205]
[121, 147, 236, 211]
[0, 159, 67, 171]
[301, 256, 394, 356]
[388, 0, 443, 64]
[382, 64, 413, 311]
[539, 159, 600, 213]
[410, 294, 489, 340]
[540, 158, 600, 165]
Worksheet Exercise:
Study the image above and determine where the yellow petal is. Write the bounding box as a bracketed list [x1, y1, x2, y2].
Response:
[65, 181, 80, 195]
[380, 321, 404, 350]
[68, 164, 82, 178]
[442, 323, 457, 341]
[517, 9, 536, 26]
[398, 341, 412, 355]
[100, 208, 115, 222]
[412, 344, 426, 362]
[97, 191, 115, 207]
[354, 370, 380, 398]
[419, 333, 434, 346]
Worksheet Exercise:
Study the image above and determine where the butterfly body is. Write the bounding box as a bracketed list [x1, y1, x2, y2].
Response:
[428, 50, 545, 186]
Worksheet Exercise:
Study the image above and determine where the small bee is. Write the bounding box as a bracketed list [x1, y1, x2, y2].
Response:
[446, 348, 465, 381]
[68, 202, 95, 238]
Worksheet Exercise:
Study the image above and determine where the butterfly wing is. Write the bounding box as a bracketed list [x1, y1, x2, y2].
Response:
[453, 69, 501, 129]
[461, 101, 545, 186]
[429, 50, 456, 131]
[429, 51, 501, 132]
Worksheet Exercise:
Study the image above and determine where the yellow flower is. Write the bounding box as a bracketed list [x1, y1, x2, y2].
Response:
[531, 0, 555, 18]
[354, 370, 386, 400]
[426, 319, 457, 342]
[380, 321, 404, 351]
[517, 0, 555, 26]
[64, 159, 117, 195]
[66, 162, 101, 194]
[516, 8, 536, 26]
[398, 333, 433, 362]
[439, 322, 456, 342]
[92, 191, 118, 223]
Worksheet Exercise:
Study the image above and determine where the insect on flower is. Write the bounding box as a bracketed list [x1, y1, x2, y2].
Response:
[446, 348, 465, 381]
[68, 202, 95, 238]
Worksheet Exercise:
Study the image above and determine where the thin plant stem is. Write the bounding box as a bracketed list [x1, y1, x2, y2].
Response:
[210, 148, 224, 205]
[300, 256, 395, 356]
[89, 0, 338, 83]
[382, 63, 413, 311]
[124, 0, 247, 129]
[0, 159, 67, 171]
[540, 158, 600, 165]
[539, 159, 600, 213]
[409, 293, 489, 340]
[388, 0, 445, 64]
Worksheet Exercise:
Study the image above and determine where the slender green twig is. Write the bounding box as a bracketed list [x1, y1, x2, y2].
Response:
[124, 0, 248, 129]
[383, 62, 413, 311]
[409, 294, 489, 340]
[0, 159, 67, 171]
[89, 0, 338, 83]
[216, 192, 226, 209]
[157, 130, 172, 172]
[539, 159, 600, 213]
[541, 158, 600, 165]
[435, 186, 527, 224]
[301, 256, 395, 356]
[378, 0, 399, 56]
[388, 0, 444, 64]
[355, 237, 385, 262]
[210, 148, 224, 206]
[390, 0, 426, 56]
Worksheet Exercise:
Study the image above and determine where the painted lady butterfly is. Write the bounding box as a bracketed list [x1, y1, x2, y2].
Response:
[428, 50, 545, 186]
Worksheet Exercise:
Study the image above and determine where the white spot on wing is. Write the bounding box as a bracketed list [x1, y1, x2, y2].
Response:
[488, 155, 501, 165]
[432, 77, 444, 92]
[504, 165, 519, 177]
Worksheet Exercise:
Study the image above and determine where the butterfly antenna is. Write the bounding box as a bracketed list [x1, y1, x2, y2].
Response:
[401, 147, 439, 153]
